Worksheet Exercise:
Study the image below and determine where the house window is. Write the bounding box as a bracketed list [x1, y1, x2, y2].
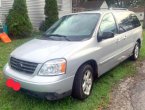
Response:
[57, 0, 62, 11]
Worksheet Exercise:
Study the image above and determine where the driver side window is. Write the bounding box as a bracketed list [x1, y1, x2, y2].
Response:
[98, 13, 117, 39]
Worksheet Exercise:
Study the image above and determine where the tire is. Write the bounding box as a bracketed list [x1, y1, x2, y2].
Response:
[72, 64, 94, 100]
[130, 42, 140, 60]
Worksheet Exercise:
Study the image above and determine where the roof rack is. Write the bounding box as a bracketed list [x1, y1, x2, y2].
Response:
[109, 8, 128, 10]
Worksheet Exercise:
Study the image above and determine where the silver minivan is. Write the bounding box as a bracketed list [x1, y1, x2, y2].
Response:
[3, 9, 143, 100]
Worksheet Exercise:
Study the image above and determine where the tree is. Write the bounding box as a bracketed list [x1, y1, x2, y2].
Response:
[6, 0, 33, 38]
[42, 0, 59, 31]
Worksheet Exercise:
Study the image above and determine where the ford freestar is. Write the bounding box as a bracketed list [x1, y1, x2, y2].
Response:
[3, 9, 143, 100]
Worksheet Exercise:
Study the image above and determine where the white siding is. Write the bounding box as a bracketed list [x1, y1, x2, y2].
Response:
[0, 0, 13, 23]
[26, 0, 45, 29]
[0, 0, 2, 7]
[59, 0, 72, 17]
[0, 0, 72, 29]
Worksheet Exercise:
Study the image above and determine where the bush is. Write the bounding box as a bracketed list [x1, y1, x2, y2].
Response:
[6, 0, 33, 39]
[40, 0, 58, 31]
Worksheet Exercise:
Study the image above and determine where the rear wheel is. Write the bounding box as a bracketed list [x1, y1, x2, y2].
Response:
[130, 42, 140, 60]
[72, 64, 94, 100]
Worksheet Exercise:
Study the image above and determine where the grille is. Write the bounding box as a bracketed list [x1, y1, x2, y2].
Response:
[10, 57, 38, 74]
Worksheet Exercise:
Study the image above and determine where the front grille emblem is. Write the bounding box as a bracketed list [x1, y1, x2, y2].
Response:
[17, 63, 23, 68]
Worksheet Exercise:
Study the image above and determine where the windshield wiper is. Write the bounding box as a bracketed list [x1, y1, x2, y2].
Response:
[43, 34, 71, 41]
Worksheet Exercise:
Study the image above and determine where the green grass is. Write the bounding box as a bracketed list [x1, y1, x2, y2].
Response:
[0, 31, 145, 110]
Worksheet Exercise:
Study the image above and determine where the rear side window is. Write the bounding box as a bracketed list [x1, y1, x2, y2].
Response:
[114, 12, 141, 33]
[129, 14, 141, 28]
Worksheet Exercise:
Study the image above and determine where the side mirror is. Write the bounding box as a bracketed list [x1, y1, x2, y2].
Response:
[98, 32, 114, 41]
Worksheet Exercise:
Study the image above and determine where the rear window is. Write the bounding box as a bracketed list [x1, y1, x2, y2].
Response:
[113, 12, 141, 33]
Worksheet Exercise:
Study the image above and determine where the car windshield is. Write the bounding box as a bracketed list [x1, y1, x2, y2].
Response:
[42, 13, 100, 41]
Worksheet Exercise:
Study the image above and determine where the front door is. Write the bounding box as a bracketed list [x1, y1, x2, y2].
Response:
[97, 13, 119, 76]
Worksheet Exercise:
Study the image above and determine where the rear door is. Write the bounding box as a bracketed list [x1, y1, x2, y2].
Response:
[127, 14, 142, 48]
[113, 12, 132, 62]
[113, 12, 142, 62]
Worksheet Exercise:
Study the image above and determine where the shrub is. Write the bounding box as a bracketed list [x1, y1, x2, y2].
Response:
[6, 0, 33, 38]
[40, 0, 59, 31]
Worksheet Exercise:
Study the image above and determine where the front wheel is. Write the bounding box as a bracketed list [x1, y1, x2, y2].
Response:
[130, 42, 140, 60]
[72, 64, 94, 100]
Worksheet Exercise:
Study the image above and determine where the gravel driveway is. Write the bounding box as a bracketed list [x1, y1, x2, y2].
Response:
[106, 60, 145, 110]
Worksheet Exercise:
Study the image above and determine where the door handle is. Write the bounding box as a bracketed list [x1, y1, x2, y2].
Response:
[117, 36, 127, 42]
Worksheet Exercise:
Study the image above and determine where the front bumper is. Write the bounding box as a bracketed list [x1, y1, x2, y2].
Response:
[3, 64, 75, 99]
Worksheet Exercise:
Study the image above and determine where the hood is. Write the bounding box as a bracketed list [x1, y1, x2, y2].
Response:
[11, 39, 84, 63]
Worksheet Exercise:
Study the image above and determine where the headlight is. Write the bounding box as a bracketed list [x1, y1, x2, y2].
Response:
[38, 59, 66, 76]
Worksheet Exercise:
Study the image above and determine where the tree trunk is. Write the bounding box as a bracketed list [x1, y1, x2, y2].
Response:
[143, 5, 145, 29]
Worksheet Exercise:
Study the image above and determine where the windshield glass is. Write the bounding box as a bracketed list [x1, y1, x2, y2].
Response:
[42, 13, 100, 41]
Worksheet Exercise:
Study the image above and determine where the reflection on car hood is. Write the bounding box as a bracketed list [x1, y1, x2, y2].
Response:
[11, 39, 84, 63]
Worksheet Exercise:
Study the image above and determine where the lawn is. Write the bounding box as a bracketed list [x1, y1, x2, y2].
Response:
[0, 31, 145, 110]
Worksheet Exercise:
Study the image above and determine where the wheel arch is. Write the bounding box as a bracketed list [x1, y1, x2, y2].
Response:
[76, 59, 98, 78]
[137, 38, 141, 48]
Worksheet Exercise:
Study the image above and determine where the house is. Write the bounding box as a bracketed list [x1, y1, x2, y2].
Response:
[129, 7, 144, 21]
[0, 0, 72, 30]
[0, 0, 108, 30]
